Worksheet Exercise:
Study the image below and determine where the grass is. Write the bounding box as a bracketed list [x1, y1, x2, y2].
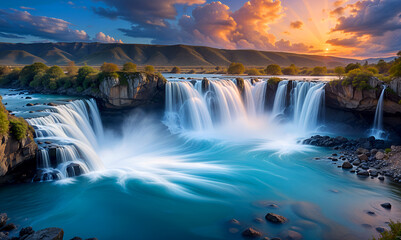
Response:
[373, 220, 401, 240]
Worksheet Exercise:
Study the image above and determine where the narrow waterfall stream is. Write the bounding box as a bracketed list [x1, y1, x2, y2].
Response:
[370, 86, 388, 139]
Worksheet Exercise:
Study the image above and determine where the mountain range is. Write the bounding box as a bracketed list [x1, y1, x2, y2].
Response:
[0, 42, 366, 67]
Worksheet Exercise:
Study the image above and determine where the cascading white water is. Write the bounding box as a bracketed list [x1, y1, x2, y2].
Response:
[291, 82, 326, 131]
[272, 80, 289, 116]
[164, 78, 325, 133]
[27, 99, 104, 180]
[370, 86, 387, 139]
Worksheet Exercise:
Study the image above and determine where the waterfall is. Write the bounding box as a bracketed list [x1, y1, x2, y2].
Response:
[164, 79, 325, 133]
[27, 99, 104, 181]
[370, 86, 387, 139]
[272, 80, 289, 116]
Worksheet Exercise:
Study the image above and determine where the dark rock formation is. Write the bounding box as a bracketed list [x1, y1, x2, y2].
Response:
[265, 213, 288, 224]
[0, 109, 37, 184]
[242, 227, 262, 238]
[98, 72, 166, 109]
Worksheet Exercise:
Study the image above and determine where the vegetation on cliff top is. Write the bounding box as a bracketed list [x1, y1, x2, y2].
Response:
[0, 61, 164, 94]
[0, 97, 30, 141]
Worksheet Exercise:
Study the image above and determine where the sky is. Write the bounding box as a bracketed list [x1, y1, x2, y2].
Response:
[0, 0, 400, 59]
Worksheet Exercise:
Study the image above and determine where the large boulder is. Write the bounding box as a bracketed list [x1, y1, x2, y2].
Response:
[265, 213, 288, 223]
[24, 227, 64, 240]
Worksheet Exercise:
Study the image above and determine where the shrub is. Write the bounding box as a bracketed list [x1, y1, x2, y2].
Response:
[0, 100, 9, 136]
[345, 63, 362, 73]
[0, 66, 11, 76]
[227, 62, 245, 74]
[366, 66, 379, 74]
[144, 65, 155, 73]
[267, 77, 282, 85]
[246, 68, 261, 75]
[312, 66, 327, 76]
[77, 66, 96, 87]
[170, 66, 181, 73]
[9, 118, 28, 141]
[46, 65, 64, 79]
[376, 59, 390, 74]
[342, 69, 374, 90]
[334, 66, 345, 78]
[19, 62, 48, 86]
[373, 220, 401, 240]
[76, 86, 84, 92]
[389, 61, 401, 78]
[29, 70, 45, 88]
[83, 73, 99, 89]
[188, 69, 196, 74]
[122, 62, 137, 72]
[385, 148, 392, 154]
[0, 68, 21, 86]
[66, 61, 78, 76]
[282, 64, 298, 75]
[100, 62, 119, 72]
[265, 64, 282, 75]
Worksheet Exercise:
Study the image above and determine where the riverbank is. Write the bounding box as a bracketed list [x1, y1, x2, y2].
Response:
[303, 135, 401, 182]
[0, 212, 97, 240]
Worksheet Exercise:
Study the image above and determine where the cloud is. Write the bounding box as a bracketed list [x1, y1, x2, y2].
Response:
[94, 32, 123, 43]
[330, 7, 345, 16]
[333, 0, 348, 7]
[0, 9, 90, 41]
[290, 21, 303, 29]
[332, 0, 401, 37]
[0, 32, 25, 39]
[275, 39, 310, 52]
[20, 6, 35, 10]
[326, 37, 361, 47]
[93, 0, 205, 27]
[116, 0, 308, 52]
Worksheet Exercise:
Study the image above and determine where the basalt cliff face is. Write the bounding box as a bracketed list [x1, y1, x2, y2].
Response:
[98, 72, 166, 109]
[325, 78, 401, 114]
[0, 103, 37, 184]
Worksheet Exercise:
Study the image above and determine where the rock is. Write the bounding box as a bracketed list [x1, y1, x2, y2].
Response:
[0, 213, 7, 228]
[228, 228, 239, 234]
[70, 237, 83, 240]
[228, 219, 240, 225]
[254, 218, 264, 223]
[242, 227, 262, 238]
[367, 211, 375, 215]
[44, 141, 52, 144]
[0, 232, 8, 240]
[369, 170, 379, 177]
[342, 161, 353, 169]
[25, 227, 63, 240]
[375, 152, 385, 160]
[357, 170, 369, 176]
[26, 103, 34, 106]
[25, 97, 32, 99]
[381, 203, 391, 209]
[265, 213, 288, 224]
[20, 227, 34, 237]
[332, 153, 338, 156]
[1, 223, 16, 231]
[379, 176, 385, 181]
[47, 103, 57, 106]
[353, 160, 361, 166]
[371, 149, 378, 156]
[356, 148, 369, 155]
[281, 230, 302, 240]
[358, 154, 368, 161]
[66, 163, 83, 177]
[376, 227, 386, 233]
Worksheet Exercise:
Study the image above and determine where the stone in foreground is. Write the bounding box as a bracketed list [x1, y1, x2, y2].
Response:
[242, 227, 262, 238]
[265, 213, 288, 224]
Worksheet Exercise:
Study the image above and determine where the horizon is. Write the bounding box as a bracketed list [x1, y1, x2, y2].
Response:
[0, 0, 400, 59]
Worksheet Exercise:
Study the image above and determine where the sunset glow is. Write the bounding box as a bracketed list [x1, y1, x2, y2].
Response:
[0, 0, 400, 58]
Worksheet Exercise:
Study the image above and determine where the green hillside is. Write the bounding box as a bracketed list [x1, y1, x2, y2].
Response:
[0, 42, 358, 67]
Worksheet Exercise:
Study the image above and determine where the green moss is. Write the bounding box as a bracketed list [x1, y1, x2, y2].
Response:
[0, 99, 9, 136]
[386, 88, 397, 95]
[385, 148, 392, 154]
[76, 86, 83, 92]
[9, 118, 28, 141]
[398, 100, 401, 105]
[267, 77, 282, 85]
[373, 220, 401, 240]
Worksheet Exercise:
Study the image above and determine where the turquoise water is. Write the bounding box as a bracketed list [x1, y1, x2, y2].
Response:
[0, 89, 400, 240]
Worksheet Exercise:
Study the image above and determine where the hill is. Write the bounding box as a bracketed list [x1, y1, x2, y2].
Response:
[0, 42, 359, 67]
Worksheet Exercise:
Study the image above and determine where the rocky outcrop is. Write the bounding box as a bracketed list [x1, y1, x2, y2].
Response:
[325, 77, 401, 114]
[98, 72, 166, 109]
[0, 102, 37, 185]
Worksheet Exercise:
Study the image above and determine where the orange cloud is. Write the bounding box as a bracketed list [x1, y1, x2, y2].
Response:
[290, 20, 303, 29]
